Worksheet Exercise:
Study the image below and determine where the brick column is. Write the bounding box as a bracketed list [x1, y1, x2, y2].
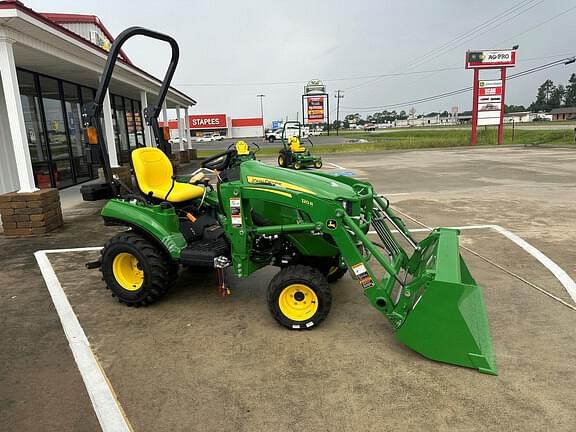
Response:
[0, 189, 63, 236]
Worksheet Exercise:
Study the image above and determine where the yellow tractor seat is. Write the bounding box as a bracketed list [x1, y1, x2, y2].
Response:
[235, 140, 250, 155]
[288, 136, 306, 153]
[131, 147, 204, 203]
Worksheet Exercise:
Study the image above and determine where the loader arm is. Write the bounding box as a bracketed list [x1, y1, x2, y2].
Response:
[219, 178, 497, 375]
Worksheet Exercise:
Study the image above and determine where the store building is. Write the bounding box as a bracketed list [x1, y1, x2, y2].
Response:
[162, 114, 264, 140]
[0, 0, 196, 195]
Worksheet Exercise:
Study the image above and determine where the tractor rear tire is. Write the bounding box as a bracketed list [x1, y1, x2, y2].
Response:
[101, 231, 178, 307]
[278, 154, 286, 167]
[267, 265, 331, 330]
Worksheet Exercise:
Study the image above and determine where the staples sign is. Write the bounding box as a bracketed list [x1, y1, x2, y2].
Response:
[188, 114, 227, 129]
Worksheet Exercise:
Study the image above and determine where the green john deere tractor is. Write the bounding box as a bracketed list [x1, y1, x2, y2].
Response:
[83, 27, 497, 375]
[277, 121, 322, 170]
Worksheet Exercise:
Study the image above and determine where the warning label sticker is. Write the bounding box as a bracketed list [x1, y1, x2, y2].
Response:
[352, 263, 375, 289]
[230, 198, 242, 227]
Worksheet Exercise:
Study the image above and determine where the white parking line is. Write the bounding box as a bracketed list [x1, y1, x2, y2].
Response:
[34, 250, 131, 432]
[32, 220, 576, 430]
[327, 162, 346, 170]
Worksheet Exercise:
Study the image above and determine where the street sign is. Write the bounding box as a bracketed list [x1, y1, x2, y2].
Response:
[466, 50, 516, 69]
[467, 48, 516, 145]
[306, 96, 325, 124]
[478, 102, 501, 112]
[479, 96, 502, 103]
[479, 80, 502, 88]
[478, 117, 501, 126]
[479, 87, 503, 96]
[304, 79, 326, 94]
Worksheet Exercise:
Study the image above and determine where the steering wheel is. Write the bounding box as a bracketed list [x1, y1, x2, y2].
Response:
[201, 149, 236, 171]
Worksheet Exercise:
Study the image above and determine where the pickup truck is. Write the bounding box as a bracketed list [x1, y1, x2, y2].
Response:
[266, 127, 309, 142]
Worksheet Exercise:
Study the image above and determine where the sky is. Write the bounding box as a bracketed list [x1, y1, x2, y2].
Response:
[24, 0, 576, 123]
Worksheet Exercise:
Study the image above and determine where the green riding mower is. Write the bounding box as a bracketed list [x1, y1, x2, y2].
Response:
[83, 27, 497, 375]
[277, 121, 322, 170]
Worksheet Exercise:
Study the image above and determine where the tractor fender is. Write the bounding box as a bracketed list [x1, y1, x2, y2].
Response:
[101, 199, 187, 259]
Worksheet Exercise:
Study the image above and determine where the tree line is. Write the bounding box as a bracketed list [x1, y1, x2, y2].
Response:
[529, 73, 576, 112]
[337, 73, 576, 127]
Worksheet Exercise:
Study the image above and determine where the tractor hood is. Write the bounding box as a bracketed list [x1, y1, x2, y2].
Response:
[239, 160, 361, 201]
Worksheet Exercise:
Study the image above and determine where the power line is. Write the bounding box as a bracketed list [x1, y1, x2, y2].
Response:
[495, 3, 576, 46]
[341, 57, 575, 112]
[173, 54, 569, 88]
[344, 0, 544, 92]
[172, 1, 570, 92]
[401, 0, 543, 72]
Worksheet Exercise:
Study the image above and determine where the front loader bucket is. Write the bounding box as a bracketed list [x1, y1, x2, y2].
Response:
[395, 228, 497, 375]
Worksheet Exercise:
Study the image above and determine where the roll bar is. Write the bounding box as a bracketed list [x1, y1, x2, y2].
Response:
[82, 26, 180, 184]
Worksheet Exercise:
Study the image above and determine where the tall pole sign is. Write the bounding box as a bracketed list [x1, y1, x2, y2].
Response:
[302, 80, 330, 135]
[466, 49, 516, 145]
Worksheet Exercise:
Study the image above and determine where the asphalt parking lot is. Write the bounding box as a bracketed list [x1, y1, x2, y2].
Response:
[1, 145, 575, 431]
[173, 134, 351, 152]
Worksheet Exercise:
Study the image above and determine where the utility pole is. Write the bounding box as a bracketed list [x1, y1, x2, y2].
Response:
[256, 94, 266, 138]
[335, 90, 344, 136]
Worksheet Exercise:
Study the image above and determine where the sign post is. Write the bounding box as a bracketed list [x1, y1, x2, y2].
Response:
[466, 49, 516, 145]
[302, 80, 329, 135]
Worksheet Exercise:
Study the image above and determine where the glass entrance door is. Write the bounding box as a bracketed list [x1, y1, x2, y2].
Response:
[63, 82, 92, 183]
[38, 76, 74, 188]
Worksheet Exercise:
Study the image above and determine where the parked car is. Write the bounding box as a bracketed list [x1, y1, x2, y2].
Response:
[212, 133, 225, 141]
[168, 137, 187, 145]
[266, 128, 283, 142]
[364, 123, 377, 131]
[266, 126, 310, 142]
[196, 133, 214, 142]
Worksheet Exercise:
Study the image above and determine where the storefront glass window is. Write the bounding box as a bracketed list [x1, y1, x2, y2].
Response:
[134, 100, 145, 146]
[125, 98, 137, 149]
[38, 76, 74, 188]
[81, 86, 95, 106]
[113, 95, 129, 163]
[17, 70, 50, 188]
[62, 82, 91, 183]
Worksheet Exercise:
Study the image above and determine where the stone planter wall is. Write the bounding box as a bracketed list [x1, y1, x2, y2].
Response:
[0, 189, 63, 236]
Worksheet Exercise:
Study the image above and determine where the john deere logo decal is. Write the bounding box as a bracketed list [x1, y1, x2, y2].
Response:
[326, 219, 337, 230]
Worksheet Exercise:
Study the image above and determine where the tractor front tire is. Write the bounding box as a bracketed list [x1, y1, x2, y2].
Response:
[101, 231, 178, 307]
[324, 265, 347, 283]
[267, 265, 331, 330]
[314, 160, 323, 169]
[278, 154, 286, 167]
[293, 161, 302, 170]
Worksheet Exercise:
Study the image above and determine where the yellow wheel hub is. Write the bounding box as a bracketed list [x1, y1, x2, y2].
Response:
[112, 252, 144, 291]
[278, 284, 318, 321]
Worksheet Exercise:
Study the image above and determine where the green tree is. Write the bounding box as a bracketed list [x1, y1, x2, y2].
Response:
[530, 79, 555, 111]
[549, 85, 565, 108]
[505, 104, 527, 113]
[564, 73, 576, 107]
